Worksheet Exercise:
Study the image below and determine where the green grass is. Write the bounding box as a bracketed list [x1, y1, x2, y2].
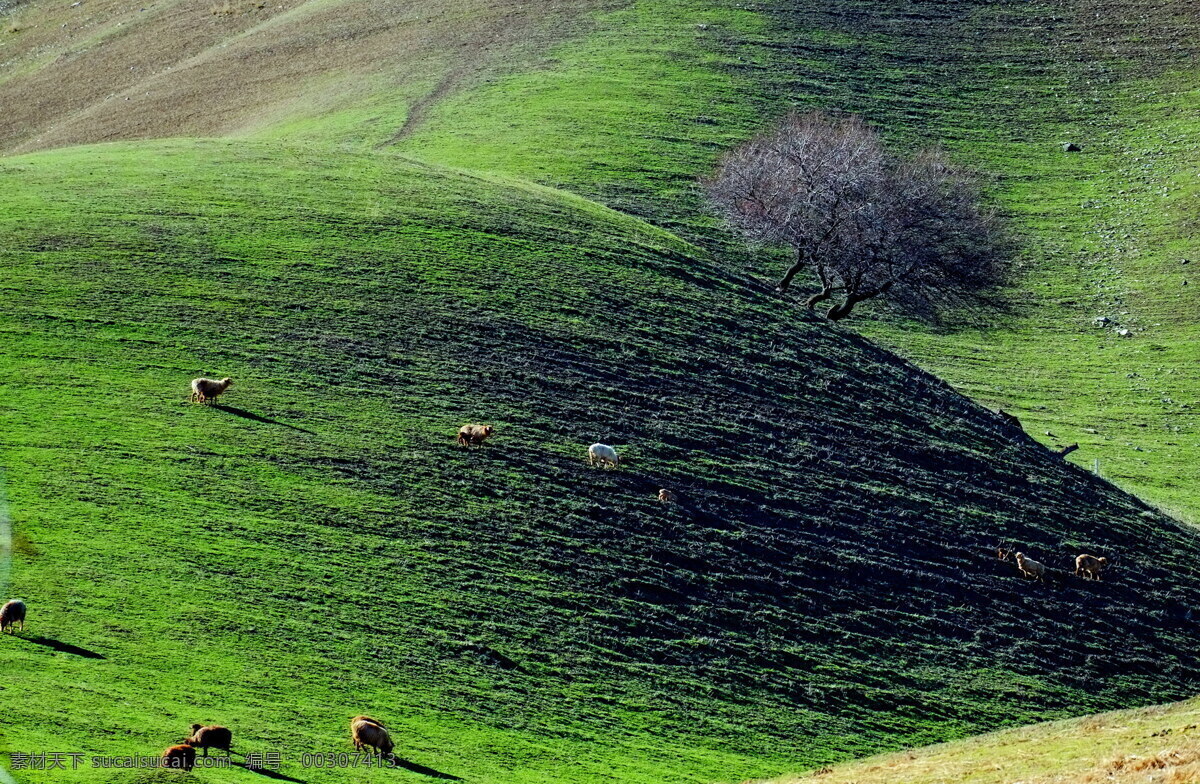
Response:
[395, 0, 768, 215]
[0, 140, 789, 783]
[0, 1, 1199, 783]
[393, 0, 1200, 521]
[4, 136, 1200, 784]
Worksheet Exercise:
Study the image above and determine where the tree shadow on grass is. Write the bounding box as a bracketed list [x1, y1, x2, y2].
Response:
[211, 405, 315, 435]
[391, 758, 463, 780]
[22, 635, 105, 659]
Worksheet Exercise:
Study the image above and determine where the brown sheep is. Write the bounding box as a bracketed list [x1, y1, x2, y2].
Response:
[457, 424, 494, 448]
[161, 744, 197, 771]
[1014, 552, 1047, 582]
[1075, 554, 1109, 581]
[350, 716, 394, 757]
[188, 724, 233, 757]
[1, 599, 26, 633]
[657, 489, 677, 503]
[190, 377, 233, 404]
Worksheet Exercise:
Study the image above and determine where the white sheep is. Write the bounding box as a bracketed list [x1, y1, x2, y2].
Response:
[588, 443, 620, 469]
[190, 377, 233, 405]
[1014, 552, 1047, 583]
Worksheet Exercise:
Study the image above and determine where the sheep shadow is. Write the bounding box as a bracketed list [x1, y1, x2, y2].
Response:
[22, 636, 105, 659]
[232, 762, 306, 782]
[391, 758, 463, 780]
[212, 405, 315, 434]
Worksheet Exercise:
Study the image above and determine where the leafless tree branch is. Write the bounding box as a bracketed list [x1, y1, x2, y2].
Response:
[704, 111, 1011, 321]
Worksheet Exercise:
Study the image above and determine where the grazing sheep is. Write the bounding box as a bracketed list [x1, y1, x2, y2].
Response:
[188, 724, 233, 757]
[190, 377, 233, 405]
[162, 744, 197, 771]
[457, 424, 494, 448]
[1075, 554, 1109, 581]
[588, 443, 620, 469]
[1014, 552, 1047, 582]
[350, 716, 394, 757]
[657, 489, 677, 503]
[0, 599, 26, 633]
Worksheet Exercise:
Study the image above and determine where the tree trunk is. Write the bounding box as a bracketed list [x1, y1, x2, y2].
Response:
[825, 281, 894, 321]
[805, 286, 834, 309]
[826, 292, 869, 321]
[825, 300, 852, 321]
[777, 251, 809, 293]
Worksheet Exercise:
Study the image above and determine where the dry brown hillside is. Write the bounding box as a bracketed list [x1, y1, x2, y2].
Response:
[0, 0, 608, 154]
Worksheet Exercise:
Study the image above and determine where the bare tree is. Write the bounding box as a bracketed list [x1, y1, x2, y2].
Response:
[704, 111, 1008, 321]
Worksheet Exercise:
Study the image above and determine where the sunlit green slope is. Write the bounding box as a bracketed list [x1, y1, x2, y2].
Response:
[1, 1, 1199, 782]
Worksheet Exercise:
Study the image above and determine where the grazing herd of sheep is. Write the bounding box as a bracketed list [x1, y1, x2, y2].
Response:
[0, 373, 1119, 770]
[160, 724, 235, 770]
[997, 547, 1111, 585]
[145, 716, 396, 771]
[2, 377, 676, 769]
[459, 421, 626, 472]
[155, 717, 399, 771]
[159, 716, 397, 771]
[190, 379, 644, 479]
[176, 381, 664, 766]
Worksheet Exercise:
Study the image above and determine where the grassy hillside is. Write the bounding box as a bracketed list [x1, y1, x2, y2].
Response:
[756, 696, 1200, 784]
[2, 0, 1200, 783]
[392, 0, 1200, 520]
[3, 139, 1200, 782]
[4, 0, 1196, 522]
